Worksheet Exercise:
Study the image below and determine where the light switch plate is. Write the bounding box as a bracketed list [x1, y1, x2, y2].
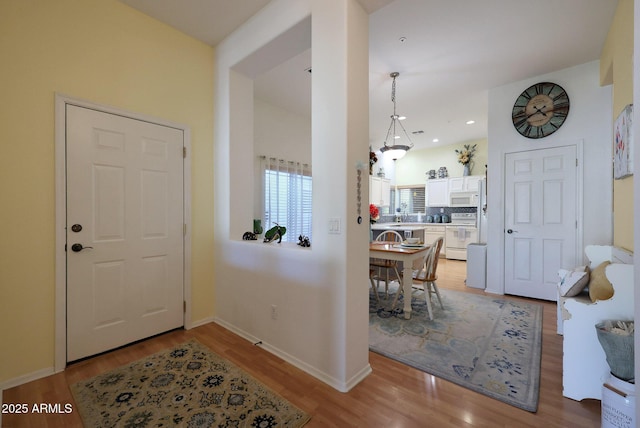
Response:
[329, 217, 341, 234]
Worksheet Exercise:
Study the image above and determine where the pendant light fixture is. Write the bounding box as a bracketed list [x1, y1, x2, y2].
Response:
[379, 72, 413, 160]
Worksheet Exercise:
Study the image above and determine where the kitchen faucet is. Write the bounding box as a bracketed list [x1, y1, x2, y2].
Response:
[396, 203, 409, 222]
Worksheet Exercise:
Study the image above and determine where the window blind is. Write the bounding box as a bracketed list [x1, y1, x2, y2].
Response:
[261, 157, 312, 242]
[396, 186, 426, 214]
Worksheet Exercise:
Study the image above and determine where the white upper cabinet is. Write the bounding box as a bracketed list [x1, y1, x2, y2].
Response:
[426, 178, 449, 207]
[464, 175, 482, 192]
[427, 175, 482, 207]
[449, 177, 465, 192]
[449, 175, 482, 192]
[370, 176, 391, 206]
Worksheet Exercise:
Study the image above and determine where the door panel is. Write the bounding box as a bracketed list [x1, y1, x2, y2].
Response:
[504, 146, 577, 300]
[93, 260, 126, 328]
[513, 238, 532, 280]
[94, 165, 125, 240]
[66, 105, 184, 361]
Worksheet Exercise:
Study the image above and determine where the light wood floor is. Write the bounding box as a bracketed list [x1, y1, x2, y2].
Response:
[3, 259, 600, 427]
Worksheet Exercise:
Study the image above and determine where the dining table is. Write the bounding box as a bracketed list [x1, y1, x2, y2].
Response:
[369, 241, 431, 319]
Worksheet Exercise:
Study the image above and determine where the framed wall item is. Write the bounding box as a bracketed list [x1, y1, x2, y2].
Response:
[613, 104, 633, 179]
[512, 82, 570, 139]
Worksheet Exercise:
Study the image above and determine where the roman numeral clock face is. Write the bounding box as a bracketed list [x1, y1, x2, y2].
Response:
[512, 82, 570, 139]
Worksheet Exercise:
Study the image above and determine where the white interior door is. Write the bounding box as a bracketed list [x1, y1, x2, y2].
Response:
[66, 105, 184, 361]
[504, 145, 577, 300]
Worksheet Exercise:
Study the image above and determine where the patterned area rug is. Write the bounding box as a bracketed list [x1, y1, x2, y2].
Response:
[70, 340, 310, 428]
[369, 285, 542, 412]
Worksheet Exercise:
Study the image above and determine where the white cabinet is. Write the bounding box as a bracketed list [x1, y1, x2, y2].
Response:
[448, 177, 465, 193]
[426, 179, 449, 207]
[427, 175, 483, 207]
[449, 175, 482, 192]
[370, 176, 391, 206]
[424, 224, 446, 256]
[464, 175, 482, 192]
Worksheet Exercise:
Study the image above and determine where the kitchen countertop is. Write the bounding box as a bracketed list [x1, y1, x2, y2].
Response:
[372, 222, 476, 230]
[371, 223, 427, 231]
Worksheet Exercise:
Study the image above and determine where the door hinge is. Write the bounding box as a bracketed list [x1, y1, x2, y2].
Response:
[183, 147, 187, 158]
[183, 301, 186, 313]
[184, 223, 187, 236]
[576, 158, 578, 167]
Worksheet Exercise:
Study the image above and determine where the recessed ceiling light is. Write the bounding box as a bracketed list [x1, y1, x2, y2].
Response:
[399, 37, 407, 43]
[466, 120, 475, 125]
[432, 138, 439, 143]
[398, 116, 407, 121]
[412, 130, 424, 134]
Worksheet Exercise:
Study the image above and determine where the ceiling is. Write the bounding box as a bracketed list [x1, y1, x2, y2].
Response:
[120, 0, 618, 150]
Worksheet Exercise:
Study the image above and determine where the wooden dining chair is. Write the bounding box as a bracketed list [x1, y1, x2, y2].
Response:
[369, 268, 380, 304]
[417, 237, 444, 319]
[369, 230, 403, 299]
[392, 237, 444, 320]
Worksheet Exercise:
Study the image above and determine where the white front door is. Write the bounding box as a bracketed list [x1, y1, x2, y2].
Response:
[66, 105, 184, 361]
[504, 145, 577, 301]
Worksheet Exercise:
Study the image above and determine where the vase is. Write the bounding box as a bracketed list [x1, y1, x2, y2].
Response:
[369, 224, 373, 242]
[463, 164, 470, 176]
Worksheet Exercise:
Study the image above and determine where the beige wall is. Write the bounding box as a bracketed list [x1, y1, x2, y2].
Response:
[395, 139, 488, 186]
[601, 0, 634, 251]
[0, 0, 215, 384]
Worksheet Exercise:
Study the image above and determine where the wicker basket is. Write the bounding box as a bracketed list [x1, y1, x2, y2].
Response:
[595, 320, 635, 382]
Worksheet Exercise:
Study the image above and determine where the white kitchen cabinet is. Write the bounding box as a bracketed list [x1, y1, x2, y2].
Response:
[464, 175, 482, 192]
[370, 176, 391, 206]
[426, 179, 449, 207]
[449, 175, 482, 192]
[424, 224, 446, 256]
[449, 177, 465, 192]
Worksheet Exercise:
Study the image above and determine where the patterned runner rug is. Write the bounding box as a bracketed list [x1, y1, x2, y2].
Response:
[369, 286, 542, 412]
[70, 340, 310, 427]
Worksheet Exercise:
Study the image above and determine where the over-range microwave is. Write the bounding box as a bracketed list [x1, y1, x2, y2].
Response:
[449, 191, 478, 207]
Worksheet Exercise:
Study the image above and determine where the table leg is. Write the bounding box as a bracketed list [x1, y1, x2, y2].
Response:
[402, 264, 413, 319]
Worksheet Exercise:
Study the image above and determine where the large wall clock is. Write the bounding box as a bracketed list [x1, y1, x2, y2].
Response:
[512, 82, 570, 139]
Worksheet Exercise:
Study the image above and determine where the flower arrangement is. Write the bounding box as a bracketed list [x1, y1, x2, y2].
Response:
[455, 144, 477, 166]
[369, 151, 378, 175]
[369, 204, 380, 224]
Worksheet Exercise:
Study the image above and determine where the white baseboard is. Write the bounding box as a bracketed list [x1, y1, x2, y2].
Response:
[3, 318, 213, 391]
[187, 316, 216, 330]
[213, 317, 370, 392]
[1, 367, 55, 392]
[343, 363, 373, 392]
